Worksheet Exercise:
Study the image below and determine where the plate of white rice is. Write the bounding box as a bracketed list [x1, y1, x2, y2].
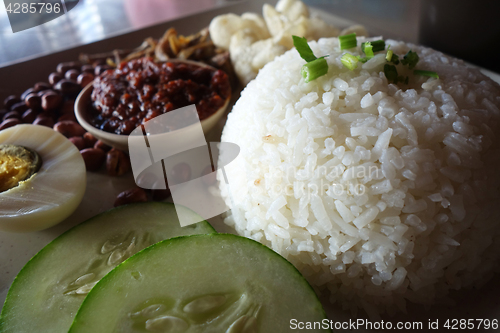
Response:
[219, 36, 500, 325]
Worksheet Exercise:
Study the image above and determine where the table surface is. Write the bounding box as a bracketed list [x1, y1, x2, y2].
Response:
[0, 0, 423, 68]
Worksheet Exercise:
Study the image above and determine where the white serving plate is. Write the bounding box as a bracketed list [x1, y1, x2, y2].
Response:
[1, 2, 499, 332]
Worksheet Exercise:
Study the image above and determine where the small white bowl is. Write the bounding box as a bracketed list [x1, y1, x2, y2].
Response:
[74, 60, 230, 152]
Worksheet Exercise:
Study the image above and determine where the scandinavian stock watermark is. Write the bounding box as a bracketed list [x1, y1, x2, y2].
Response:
[3, 0, 79, 33]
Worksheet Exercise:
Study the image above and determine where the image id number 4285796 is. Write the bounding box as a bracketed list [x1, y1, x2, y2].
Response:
[5, 2, 61, 14]
[443, 319, 498, 330]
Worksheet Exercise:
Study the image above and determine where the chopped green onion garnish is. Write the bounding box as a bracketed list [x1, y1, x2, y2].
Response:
[356, 56, 369, 63]
[339, 33, 357, 50]
[384, 64, 398, 83]
[414, 70, 439, 78]
[386, 49, 393, 62]
[397, 75, 409, 84]
[292, 35, 317, 62]
[390, 54, 400, 64]
[362, 42, 374, 58]
[341, 53, 359, 70]
[293, 35, 330, 83]
[401, 50, 419, 69]
[370, 40, 386, 52]
[301, 58, 328, 82]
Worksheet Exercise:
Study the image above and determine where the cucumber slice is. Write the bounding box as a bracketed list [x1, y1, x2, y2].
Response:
[0, 202, 215, 333]
[69, 234, 330, 333]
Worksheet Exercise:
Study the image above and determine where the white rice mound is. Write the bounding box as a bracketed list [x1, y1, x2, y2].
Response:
[219, 37, 500, 316]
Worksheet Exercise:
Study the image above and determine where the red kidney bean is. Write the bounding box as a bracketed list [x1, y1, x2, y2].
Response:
[22, 109, 38, 123]
[41, 91, 63, 111]
[3, 95, 21, 110]
[25, 93, 41, 109]
[0, 118, 21, 130]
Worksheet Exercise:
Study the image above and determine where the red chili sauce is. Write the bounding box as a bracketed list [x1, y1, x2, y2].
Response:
[89, 57, 231, 135]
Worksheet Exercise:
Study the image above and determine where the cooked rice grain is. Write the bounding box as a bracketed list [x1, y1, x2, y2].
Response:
[219, 37, 500, 315]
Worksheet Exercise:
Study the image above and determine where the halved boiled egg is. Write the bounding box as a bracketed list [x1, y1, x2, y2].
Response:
[0, 125, 86, 232]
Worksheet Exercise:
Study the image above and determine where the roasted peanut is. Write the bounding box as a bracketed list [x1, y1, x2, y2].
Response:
[24, 93, 41, 109]
[77, 73, 94, 88]
[69, 136, 86, 150]
[151, 189, 171, 201]
[33, 115, 55, 128]
[3, 95, 21, 110]
[34, 82, 52, 93]
[41, 92, 63, 111]
[0, 118, 21, 130]
[22, 109, 38, 123]
[48, 72, 62, 85]
[57, 61, 81, 74]
[54, 79, 81, 97]
[11, 102, 28, 113]
[94, 65, 112, 76]
[65, 69, 80, 81]
[20, 88, 34, 101]
[201, 165, 217, 186]
[81, 65, 94, 74]
[106, 148, 131, 177]
[171, 162, 192, 184]
[94, 140, 111, 152]
[57, 113, 77, 122]
[83, 132, 97, 148]
[3, 111, 20, 121]
[53, 120, 86, 138]
[61, 100, 75, 114]
[80, 148, 106, 172]
[114, 188, 148, 207]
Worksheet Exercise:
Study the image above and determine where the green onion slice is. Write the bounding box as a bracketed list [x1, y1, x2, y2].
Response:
[292, 35, 317, 62]
[302, 58, 329, 82]
[341, 53, 359, 70]
[362, 42, 374, 59]
[339, 33, 357, 50]
[414, 70, 439, 78]
[293, 35, 330, 83]
[384, 64, 398, 83]
[401, 50, 419, 69]
[386, 49, 393, 62]
[356, 56, 369, 63]
[371, 40, 386, 52]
